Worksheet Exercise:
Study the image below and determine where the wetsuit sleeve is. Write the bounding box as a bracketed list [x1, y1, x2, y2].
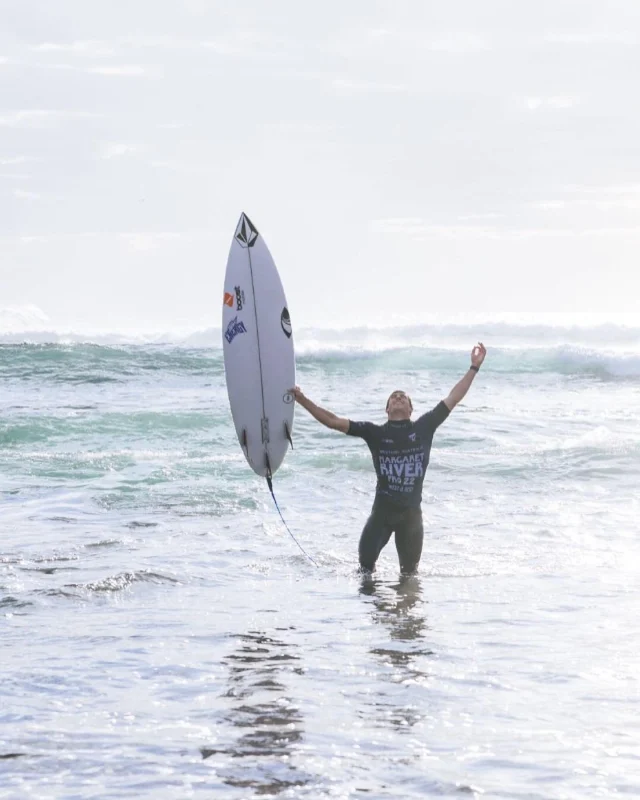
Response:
[415, 400, 450, 434]
[346, 421, 377, 443]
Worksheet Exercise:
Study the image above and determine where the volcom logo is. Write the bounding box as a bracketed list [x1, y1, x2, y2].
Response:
[235, 286, 244, 311]
[280, 307, 292, 338]
[225, 316, 247, 344]
[408, 433, 416, 442]
[234, 214, 259, 248]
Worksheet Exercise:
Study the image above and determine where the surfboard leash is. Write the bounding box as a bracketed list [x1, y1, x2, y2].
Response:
[265, 458, 318, 568]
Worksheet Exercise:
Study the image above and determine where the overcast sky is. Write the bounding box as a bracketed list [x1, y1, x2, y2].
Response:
[1, 0, 640, 331]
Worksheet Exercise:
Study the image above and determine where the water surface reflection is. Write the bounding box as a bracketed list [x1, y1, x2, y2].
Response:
[359, 575, 433, 731]
[202, 629, 309, 795]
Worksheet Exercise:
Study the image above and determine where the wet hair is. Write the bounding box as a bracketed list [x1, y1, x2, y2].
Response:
[386, 390, 413, 413]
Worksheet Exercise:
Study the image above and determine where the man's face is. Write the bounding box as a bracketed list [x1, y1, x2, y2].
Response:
[386, 390, 413, 418]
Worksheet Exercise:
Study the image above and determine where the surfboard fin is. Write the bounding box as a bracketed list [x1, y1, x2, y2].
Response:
[284, 422, 293, 450]
[241, 429, 248, 454]
[264, 452, 274, 495]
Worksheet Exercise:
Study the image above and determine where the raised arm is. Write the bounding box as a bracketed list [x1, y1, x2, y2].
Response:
[292, 387, 350, 433]
[444, 343, 486, 411]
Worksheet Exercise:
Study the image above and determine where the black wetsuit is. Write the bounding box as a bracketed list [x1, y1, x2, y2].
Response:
[347, 401, 450, 573]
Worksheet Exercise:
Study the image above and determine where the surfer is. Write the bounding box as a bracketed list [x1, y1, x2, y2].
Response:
[292, 343, 486, 574]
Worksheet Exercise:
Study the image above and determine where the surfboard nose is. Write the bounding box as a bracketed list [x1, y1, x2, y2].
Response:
[234, 213, 259, 249]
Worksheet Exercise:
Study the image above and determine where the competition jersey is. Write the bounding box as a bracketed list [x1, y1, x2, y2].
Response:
[346, 401, 450, 508]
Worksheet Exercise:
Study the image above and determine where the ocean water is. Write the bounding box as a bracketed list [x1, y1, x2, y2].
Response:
[1, 316, 639, 799]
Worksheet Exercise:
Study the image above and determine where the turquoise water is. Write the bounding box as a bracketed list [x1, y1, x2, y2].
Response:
[1, 320, 639, 798]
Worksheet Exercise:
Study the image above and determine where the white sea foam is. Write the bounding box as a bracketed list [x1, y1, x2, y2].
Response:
[2, 307, 639, 362]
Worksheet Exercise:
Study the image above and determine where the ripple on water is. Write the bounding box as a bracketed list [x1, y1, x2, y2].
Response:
[78, 571, 180, 593]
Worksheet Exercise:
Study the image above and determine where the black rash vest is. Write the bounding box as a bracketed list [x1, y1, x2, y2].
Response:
[347, 401, 450, 508]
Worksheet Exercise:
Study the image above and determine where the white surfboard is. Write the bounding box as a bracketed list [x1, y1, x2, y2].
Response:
[222, 213, 295, 478]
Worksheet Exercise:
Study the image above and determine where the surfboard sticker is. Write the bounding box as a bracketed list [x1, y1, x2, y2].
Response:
[224, 316, 247, 344]
[234, 214, 259, 248]
[280, 307, 292, 338]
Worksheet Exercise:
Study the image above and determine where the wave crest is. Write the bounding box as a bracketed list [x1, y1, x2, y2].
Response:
[1, 317, 639, 379]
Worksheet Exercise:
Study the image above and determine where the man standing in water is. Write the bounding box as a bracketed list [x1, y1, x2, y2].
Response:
[292, 343, 486, 574]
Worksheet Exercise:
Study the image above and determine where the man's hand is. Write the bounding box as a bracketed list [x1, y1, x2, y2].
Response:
[471, 342, 486, 369]
[290, 385, 305, 403]
[443, 343, 487, 411]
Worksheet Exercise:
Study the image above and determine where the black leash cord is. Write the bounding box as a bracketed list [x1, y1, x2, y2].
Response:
[265, 473, 318, 568]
